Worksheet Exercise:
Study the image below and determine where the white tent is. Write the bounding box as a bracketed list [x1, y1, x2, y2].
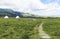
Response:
[4, 16, 9, 18]
[16, 16, 20, 18]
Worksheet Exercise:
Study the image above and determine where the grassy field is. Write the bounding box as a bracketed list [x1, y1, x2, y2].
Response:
[0, 18, 60, 39]
[0, 18, 41, 39]
[42, 19, 60, 39]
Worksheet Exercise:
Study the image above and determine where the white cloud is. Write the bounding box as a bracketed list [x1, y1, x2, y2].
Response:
[0, 0, 60, 16]
[0, 0, 47, 10]
[30, 0, 60, 16]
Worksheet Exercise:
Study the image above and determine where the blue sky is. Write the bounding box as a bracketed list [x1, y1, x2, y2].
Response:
[0, 0, 60, 17]
[40, 0, 56, 4]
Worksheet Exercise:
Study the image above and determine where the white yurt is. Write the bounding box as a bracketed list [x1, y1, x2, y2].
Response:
[4, 16, 9, 18]
[16, 16, 20, 18]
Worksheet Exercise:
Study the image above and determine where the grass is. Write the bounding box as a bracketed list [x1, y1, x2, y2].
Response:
[42, 19, 60, 39]
[0, 18, 60, 39]
[0, 18, 41, 39]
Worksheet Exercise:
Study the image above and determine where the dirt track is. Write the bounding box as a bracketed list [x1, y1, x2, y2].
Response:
[38, 23, 51, 39]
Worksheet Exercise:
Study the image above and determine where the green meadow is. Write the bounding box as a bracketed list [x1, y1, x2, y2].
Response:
[0, 18, 60, 39]
[42, 19, 60, 39]
[0, 18, 41, 39]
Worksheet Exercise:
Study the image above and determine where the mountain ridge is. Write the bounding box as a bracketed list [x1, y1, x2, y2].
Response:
[0, 8, 37, 17]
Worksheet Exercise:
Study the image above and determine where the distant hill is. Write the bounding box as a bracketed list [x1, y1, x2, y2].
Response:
[0, 8, 22, 17]
[0, 8, 39, 17]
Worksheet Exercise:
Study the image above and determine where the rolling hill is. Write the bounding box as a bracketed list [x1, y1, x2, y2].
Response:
[0, 8, 38, 18]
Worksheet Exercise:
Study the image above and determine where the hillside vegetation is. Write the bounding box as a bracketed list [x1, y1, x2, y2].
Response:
[0, 8, 37, 17]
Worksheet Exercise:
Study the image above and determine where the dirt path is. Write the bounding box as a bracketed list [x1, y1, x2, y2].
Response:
[39, 23, 51, 39]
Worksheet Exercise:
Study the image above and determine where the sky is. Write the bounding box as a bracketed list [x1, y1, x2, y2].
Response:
[0, 0, 60, 16]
